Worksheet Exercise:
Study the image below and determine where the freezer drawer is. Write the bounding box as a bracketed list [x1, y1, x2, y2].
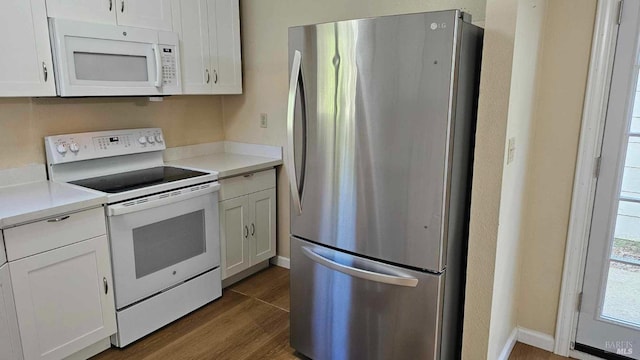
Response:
[290, 237, 444, 360]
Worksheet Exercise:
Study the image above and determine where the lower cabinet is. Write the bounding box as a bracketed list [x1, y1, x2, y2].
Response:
[9, 235, 116, 360]
[0, 263, 22, 360]
[219, 170, 276, 280]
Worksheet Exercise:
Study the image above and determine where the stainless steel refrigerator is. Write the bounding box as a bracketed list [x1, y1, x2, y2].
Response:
[286, 10, 483, 360]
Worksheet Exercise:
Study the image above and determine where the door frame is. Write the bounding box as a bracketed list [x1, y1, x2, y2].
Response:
[555, 0, 624, 356]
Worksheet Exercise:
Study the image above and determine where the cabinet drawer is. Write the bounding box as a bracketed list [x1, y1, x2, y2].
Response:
[219, 168, 275, 201]
[4, 207, 106, 261]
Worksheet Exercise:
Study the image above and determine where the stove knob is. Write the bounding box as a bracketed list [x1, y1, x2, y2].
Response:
[138, 136, 147, 145]
[155, 135, 164, 143]
[69, 143, 80, 153]
[56, 144, 67, 154]
[147, 136, 155, 144]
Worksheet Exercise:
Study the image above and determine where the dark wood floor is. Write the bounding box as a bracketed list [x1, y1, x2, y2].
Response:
[92, 266, 568, 360]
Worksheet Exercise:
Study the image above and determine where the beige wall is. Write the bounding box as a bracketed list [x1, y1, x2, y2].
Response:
[487, 1, 547, 358]
[461, 0, 517, 357]
[223, 0, 486, 259]
[0, 96, 224, 170]
[518, 0, 597, 335]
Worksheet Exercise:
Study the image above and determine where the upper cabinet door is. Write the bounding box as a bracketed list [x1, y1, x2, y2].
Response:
[0, 0, 56, 97]
[208, 0, 242, 94]
[45, 0, 116, 24]
[172, 0, 212, 94]
[117, 0, 173, 31]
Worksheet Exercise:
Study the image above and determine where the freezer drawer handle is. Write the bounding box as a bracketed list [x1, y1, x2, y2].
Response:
[301, 247, 419, 287]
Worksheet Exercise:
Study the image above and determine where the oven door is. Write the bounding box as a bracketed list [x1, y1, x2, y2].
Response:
[107, 184, 220, 309]
[49, 18, 181, 97]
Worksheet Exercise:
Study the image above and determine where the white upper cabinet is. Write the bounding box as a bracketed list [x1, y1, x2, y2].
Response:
[172, 0, 212, 93]
[209, 0, 242, 94]
[0, 0, 56, 97]
[45, 0, 115, 24]
[116, 0, 173, 31]
[172, 0, 242, 94]
[46, 0, 173, 31]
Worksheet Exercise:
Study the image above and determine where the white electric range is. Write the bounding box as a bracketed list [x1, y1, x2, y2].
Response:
[45, 128, 222, 347]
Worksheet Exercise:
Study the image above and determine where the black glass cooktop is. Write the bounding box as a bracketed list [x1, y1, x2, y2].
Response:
[70, 166, 209, 194]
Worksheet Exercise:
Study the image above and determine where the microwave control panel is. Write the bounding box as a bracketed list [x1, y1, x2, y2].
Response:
[45, 128, 166, 164]
[161, 46, 178, 86]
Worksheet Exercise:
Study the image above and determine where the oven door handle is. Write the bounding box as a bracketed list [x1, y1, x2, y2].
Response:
[107, 182, 220, 217]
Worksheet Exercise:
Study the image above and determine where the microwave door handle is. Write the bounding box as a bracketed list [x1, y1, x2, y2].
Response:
[152, 44, 162, 88]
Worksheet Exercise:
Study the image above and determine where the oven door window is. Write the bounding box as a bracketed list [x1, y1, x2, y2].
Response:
[133, 210, 206, 279]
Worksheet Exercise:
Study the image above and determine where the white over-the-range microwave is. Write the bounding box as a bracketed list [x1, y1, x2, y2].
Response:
[49, 19, 182, 97]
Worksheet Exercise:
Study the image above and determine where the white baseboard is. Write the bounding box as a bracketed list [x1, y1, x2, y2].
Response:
[270, 256, 290, 269]
[517, 327, 555, 353]
[498, 327, 519, 360]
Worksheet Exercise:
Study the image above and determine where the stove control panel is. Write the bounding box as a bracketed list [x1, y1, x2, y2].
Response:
[45, 128, 166, 164]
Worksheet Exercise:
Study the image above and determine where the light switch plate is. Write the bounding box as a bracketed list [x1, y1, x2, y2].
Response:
[260, 113, 268, 128]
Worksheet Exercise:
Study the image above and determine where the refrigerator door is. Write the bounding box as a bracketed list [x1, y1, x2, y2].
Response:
[287, 11, 461, 272]
[290, 237, 444, 360]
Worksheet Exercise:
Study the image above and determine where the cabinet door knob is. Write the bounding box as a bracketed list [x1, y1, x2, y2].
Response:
[250, 223, 255, 236]
[103, 277, 109, 294]
[244, 225, 249, 238]
[205, 69, 210, 84]
[42, 62, 48, 82]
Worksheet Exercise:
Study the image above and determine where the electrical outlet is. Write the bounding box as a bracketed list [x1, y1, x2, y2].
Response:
[507, 137, 516, 164]
[260, 113, 268, 128]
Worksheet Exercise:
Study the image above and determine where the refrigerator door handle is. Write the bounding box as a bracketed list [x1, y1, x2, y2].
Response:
[301, 246, 419, 287]
[287, 50, 304, 215]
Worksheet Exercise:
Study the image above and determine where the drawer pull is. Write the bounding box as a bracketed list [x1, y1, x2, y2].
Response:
[243, 173, 254, 178]
[47, 215, 70, 223]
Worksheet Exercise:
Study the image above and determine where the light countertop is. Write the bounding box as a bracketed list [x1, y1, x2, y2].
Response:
[165, 141, 282, 178]
[168, 153, 282, 178]
[0, 181, 106, 229]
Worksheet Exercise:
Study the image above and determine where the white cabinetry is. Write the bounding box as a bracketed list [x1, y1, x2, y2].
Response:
[219, 169, 276, 279]
[116, 0, 173, 31]
[4, 208, 116, 360]
[45, 0, 115, 24]
[0, 0, 56, 97]
[0, 264, 23, 360]
[172, 0, 242, 94]
[46, 0, 173, 31]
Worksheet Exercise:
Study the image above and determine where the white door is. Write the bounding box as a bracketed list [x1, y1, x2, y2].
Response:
[0, 0, 56, 97]
[116, 0, 173, 31]
[220, 196, 250, 279]
[208, 0, 242, 94]
[249, 188, 276, 264]
[0, 264, 23, 360]
[45, 0, 116, 24]
[172, 0, 213, 93]
[9, 236, 116, 360]
[576, 1, 640, 358]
